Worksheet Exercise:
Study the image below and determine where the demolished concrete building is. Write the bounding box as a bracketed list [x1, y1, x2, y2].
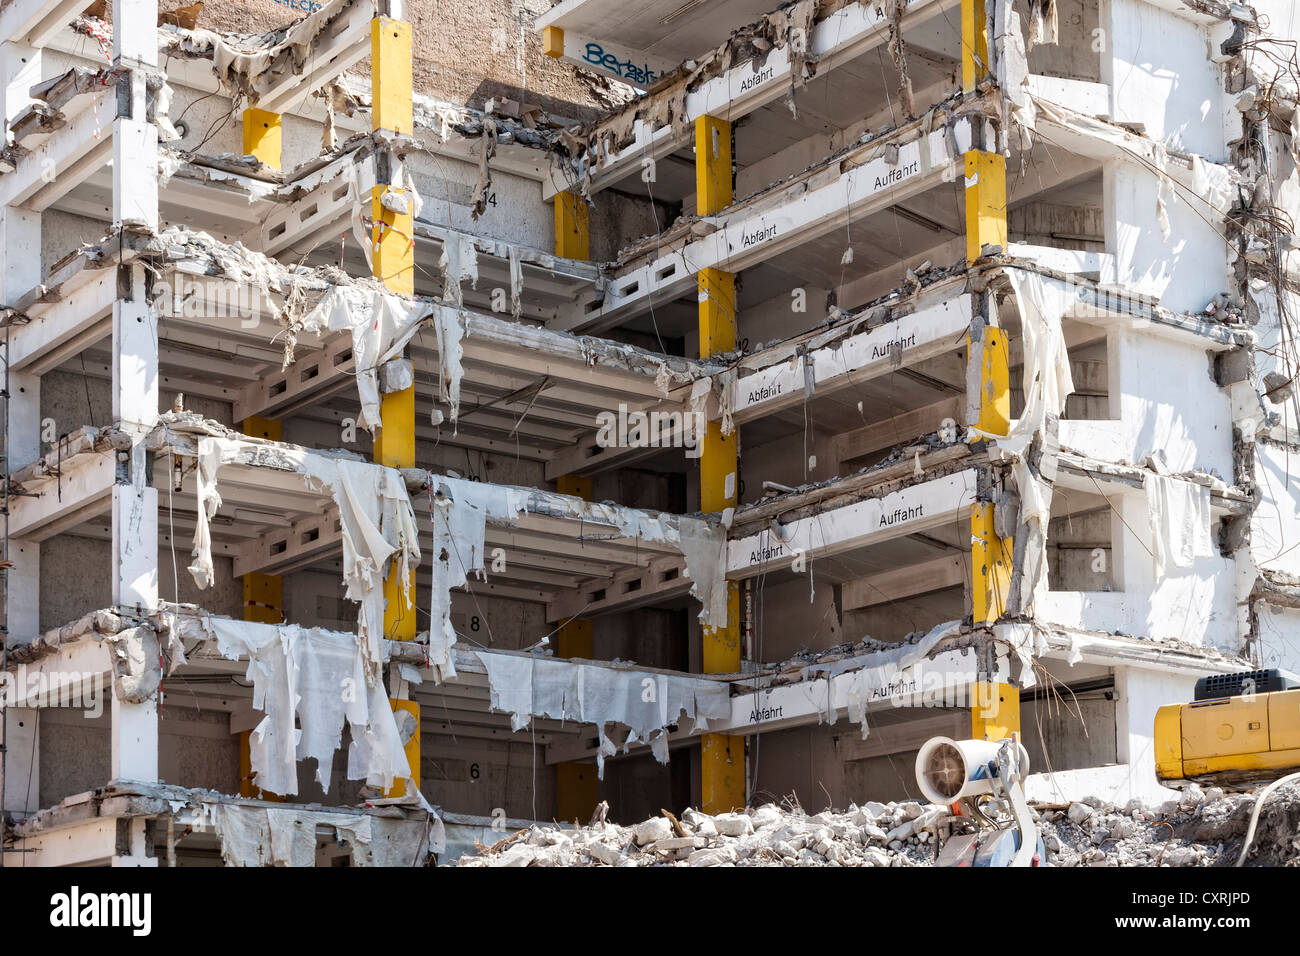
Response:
[1, 0, 1298, 866]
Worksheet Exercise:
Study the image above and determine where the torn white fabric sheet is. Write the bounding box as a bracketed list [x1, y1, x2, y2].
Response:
[187, 437, 246, 589]
[302, 457, 421, 681]
[439, 232, 479, 307]
[572, 496, 725, 627]
[292, 285, 431, 434]
[420, 475, 727, 665]
[426, 476, 528, 682]
[1002, 269, 1076, 445]
[186, 437, 419, 683]
[508, 244, 524, 319]
[431, 304, 466, 426]
[800, 620, 960, 739]
[795, 621, 961, 738]
[969, 270, 1076, 609]
[717, 368, 737, 438]
[477, 651, 730, 777]
[994, 620, 1051, 689]
[204, 618, 410, 797]
[677, 516, 728, 627]
[1029, 96, 1235, 221]
[1146, 474, 1213, 573]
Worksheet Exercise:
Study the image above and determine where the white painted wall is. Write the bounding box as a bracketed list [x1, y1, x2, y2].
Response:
[1036, 490, 1237, 653]
[1256, 603, 1300, 676]
[1061, 328, 1232, 477]
[1114, 663, 1197, 802]
[1104, 0, 1228, 160]
[1252, 441, 1300, 578]
[1104, 161, 1232, 314]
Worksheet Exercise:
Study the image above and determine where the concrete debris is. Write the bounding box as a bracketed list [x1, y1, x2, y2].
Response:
[105, 626, 164, 703]
[470, 116, 498, 220]
[456, 785, 1300, 867]
[1040, 784, 1300, 867]
[455, 802, 951, 867]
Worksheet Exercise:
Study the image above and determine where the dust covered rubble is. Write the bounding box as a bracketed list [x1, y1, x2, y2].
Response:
[456, 801, 952, 867]
[455, 783, 1300, 867]
[1040, 782, 1300, 867]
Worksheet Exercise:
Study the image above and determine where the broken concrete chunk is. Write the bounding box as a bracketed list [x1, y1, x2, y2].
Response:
[633, 817, 673, 846]
[713, 812, 754, 837]
[1067, 802, 1093, 825]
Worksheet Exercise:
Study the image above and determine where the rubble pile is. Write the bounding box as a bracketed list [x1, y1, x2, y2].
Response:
[1041, 782, 1300, 867]
[456, 783, 1300, 867]
[456, 801, 945, 867]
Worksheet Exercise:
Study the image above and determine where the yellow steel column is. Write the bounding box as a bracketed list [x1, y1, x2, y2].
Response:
[962, 0, 988, 93]
[373, 12, 419, 795]
[971, 680, 1020, 741]
[965, 149, 1007, 263]
[555, 191, 589, 260]
[695, 114, 744, 813]
[963, 0, 1017, 740]
[542, 25, 564, 59]
[551, 315, 599, 820]
[242, 107, 282, 168]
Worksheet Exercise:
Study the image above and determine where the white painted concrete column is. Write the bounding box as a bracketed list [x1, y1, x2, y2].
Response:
[108, 0, 160, 788]
[1114, 665, 1196, 804]
[0, 708, 38, 817]
[2, 43, 43, 643]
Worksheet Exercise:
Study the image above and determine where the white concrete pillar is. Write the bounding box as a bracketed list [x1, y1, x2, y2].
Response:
[1114, 665, 1195, 804]
[0, 708, 39, 816]
[1, 60, 43, 638]
[1, 40, 41, 142]
[109, 0, 160, 784]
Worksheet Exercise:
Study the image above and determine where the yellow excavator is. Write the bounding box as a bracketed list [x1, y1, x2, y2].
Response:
[1155, 668, 1300, 866]
[1155, 669, 1300, 788]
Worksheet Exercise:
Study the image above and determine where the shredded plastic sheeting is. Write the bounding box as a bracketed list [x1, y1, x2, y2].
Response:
[1026, 96, 1236, 221]
[186, 437, 419, 683]
[1146, 475, 1213, 573]
[676, 516, 728, 627]
[202, 618, 411, 797]
[289, 285, 468, 431]
[214, 804, 440, 866]
[1003, 269, 1075, 446]
[507, 244, 524, 319]
[476, 651, 729, 777]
